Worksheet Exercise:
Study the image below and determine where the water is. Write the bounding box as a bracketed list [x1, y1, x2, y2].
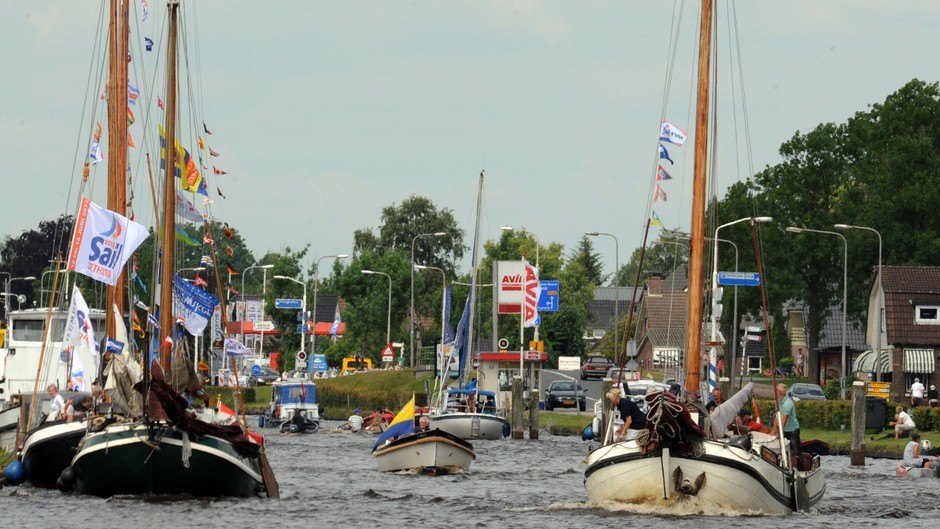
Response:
[2, 421, 939, 529]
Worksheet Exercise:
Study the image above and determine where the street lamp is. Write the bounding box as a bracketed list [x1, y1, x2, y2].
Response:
[787, 226, 848, 399]
[2, 274, 36, 346]
[311, 254, 349, 369]
[415, 264, 446, 355]
[273, 275, 307, 362]
[502, 226, 541, 341]
[362, 270, 392, 346]
[241, 265, 274, 346]
[177, 266, 206, 276]
[707, 237, 739, 388]
[411, 232, 447, 367]
[711, 217, 772, 392]
[835, 223, 883, 381]
[585, 231, 620, 362]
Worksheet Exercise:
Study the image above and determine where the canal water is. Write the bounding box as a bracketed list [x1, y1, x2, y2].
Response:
[1, 420, 938, 528]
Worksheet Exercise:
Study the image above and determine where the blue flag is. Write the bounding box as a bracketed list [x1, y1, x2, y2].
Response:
[659, 144, 674, 165]
[145, 37, 154, 51]
[329, 307, 341, 336]
[372, 396, 415, 452]
[442, 286, 455, 346]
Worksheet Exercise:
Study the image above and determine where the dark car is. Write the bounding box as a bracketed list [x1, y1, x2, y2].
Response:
[248, 366, 281, 387]
[580, 356, 615, 380]
[789, 382, 826, 401]
[544, 380, 587, 411]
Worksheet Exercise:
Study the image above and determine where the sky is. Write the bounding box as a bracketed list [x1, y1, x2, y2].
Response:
[2, 1, 939, 279]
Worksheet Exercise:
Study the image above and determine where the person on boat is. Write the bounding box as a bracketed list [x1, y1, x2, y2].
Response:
[47, 384, 66, 421]
[910, 378, 925, 407]
[708, 387, 723, 408]
[734, 409, 763, 434]
[290, 408, 307, 433]
[903, 433, 939, 470]
[606, 387, 645, 442]
[341, 409, 364, 432]
[770, 383, 803, 468]
[928, 385, 939, 408]
[66, 392, 94, 422]
[889, 405, 916, 439]
[413, 415, 431, 434]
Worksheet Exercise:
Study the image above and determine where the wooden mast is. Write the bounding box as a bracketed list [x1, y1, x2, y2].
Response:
[685, 0, 713, 395]
[158, 0, 180, 371]
[105, 0, 129, 338]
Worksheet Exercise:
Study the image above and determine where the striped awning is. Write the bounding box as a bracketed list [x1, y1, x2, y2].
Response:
[853, 349, 891, 374]
[904, 349, 936, 374]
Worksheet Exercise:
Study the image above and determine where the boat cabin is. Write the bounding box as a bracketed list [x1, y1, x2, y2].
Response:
[442, 388, 499, 415]
[269, 380, 319, 423]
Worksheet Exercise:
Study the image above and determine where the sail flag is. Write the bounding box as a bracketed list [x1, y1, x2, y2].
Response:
[226, 263, 239, 276]
[175, 226, 201, 246]
[157, 97, 164, 109]
[656, 165, 672, 181]
[654, 184, 667, 203]
[175, 191, 205, 222]
[329, 306, 342, 336]
[89, 142, 104, 164]
[224, 337, 252, 356]
[64, 286, 99, 391]
[213, 166, 227, 175]
[200, 255, 214, 267]
[660, 120, 688, 145]
[141, 0, 149, 21]
[522, 258, 541, 328]
[442, 286, 455, 346]
[650, 211, 664, 228]
[127, 107, 135, 126]
[67, 198, 149, 286]
[452, 293, 471, 354]
[203, 122, 213, 135]
[658, 144, 674, 165]
[158, 125, 203, 193]
[197, 136, 205, 150]
[173, 275, 219, 336]
[372, 396, 415, 452]
[127, 83, 139, 105]
[193, 275, 209, 289]
[93, 122, 102, 142]
[145, 37, 154, 51]
[208, 147, 220, 157]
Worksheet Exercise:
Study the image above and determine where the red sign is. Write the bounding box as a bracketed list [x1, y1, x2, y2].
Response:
[381, 343, 394, 362]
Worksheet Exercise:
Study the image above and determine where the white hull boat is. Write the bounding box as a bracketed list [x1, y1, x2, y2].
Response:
[430, 412, 508, 440]
[374, 429, 475, 475]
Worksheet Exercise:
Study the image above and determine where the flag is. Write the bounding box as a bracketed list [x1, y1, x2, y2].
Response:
[208, 147, 220, 157]
[194, 275, 209, 289]
[224, 337, 252, 356]
[93, 122, 102, 142]
[158, 125, 202, 193]
[660, 120, 688, 145]
[127, 83, 139, 105]
[203, 122, 213, 135]
[175, 190, 205, 222]
[175, 226, 201, 246]
[158, 97, 164, 109]
[329, 307, 341, 336]
[217, 186, 226, 199]
[203, 235, 215, 245]
[213, 166, 227, 175]
[163, 335, 173, 347]
[217, 401, 236, 423]
[128, 132, 136, 148]
[132, 271, 147, 292]
[656, 165, 672, 181]
[127, 107, 135, 126]
[659, 144, 674, 165]
[142, 0, 149, 21]
[147, 311, 160, 330]
[64, 286, 99, 392]
[198, 136, 205, 150]
[225, 282, 239, 296]
[442, 286, 455, 345]
[200, 255, 214, 267]
[89, 142, 104, 164]
[197, 173, 209, 196]
[67, 198, 149, 286]
[650, 211, 664, 228]
[372, 396, 415, 452]
[106, 338, 124, 356]
[173, 275, 219, 336]
[223, 224, 233, 239]
[226, 263, 239, 276]
[522, 258, 541, 328]
[654, 184, 667, 203]
[145, 37, 154, 51]
[226, 246, 234, 257]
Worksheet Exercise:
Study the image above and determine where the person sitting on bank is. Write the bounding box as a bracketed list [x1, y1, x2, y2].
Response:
[889, 405, 916, 439]
[606, 386, 646, 442]
[413, 415, 431, 434]
[903, 433, 939, 470]
[341, 409, 364, 432]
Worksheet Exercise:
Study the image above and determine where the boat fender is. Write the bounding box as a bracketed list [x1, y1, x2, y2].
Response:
[502, 422, 511, 438]
[3, 459, 25, 486]
[57, 466, 77, 492]
[581, 423, 595, 441]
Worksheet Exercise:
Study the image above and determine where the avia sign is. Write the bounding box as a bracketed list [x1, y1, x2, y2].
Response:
[496, 260, 541, 316]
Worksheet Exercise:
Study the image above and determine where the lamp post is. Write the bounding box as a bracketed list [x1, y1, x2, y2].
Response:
[241, 265, 273, 346]
[711, 217, 772, 392]
[311, 254, 349, 368]
[585, 231, 620, 361]
[787, 226, 848, 399]
[836, 223, 883, 381]
[415, 264, 446, 356]
[274, 275, 307, 363]
[362, 270, 392, 346]
[502, 226, 540, 341]
[707, 237, 739, 388]
[411, 232, 447, 367]
[2, 274, 36, 346]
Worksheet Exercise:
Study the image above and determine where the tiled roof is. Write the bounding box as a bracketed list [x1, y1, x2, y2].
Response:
[636, 291, 688, 348]
[587, 287, 641, 330]
[662, 266, 689, 292]
[801, 304, 868, 350]
[881, 266, 940, 346]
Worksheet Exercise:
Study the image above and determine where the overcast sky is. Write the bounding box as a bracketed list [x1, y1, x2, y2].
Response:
[2, 1, 938, 279]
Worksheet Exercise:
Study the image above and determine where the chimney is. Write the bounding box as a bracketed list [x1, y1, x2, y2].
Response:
[647, 271, 663, 295]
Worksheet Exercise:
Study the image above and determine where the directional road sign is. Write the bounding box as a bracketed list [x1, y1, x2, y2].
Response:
[537, 280, 559, 312]
[275, 298, 303, 309]
[717, 272, 761, 287]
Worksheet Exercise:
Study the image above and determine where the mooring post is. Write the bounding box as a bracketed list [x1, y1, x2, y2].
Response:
[850, 380, 866, 466]
[528, 389, 539, 440]
[511, 376, 524, 440]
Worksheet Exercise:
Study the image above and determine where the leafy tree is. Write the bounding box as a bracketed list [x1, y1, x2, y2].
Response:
[0, 215, 74, 314]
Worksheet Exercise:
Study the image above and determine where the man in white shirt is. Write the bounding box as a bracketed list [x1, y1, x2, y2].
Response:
[910, 378, 925, 407]
[890, 405, 916, 439]
[342, 409, 364, 432]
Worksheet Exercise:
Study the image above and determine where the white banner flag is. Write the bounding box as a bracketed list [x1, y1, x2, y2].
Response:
[63, 286, 99, 391]
[67, 198, 150, 286]
[522, 258, 541, 328]
[176, 190, 205, 223]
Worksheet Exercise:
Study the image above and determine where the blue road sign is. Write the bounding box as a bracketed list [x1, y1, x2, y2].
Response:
[295, 324, 311, 334]
[537, 280, 559, 312]
[312, 354, 328, 372]
[717, 272, 760, 287]
[275, 298, 303, 309]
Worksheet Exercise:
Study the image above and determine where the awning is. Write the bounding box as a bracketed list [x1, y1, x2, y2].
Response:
[904, 349, 936, 374]
[853, 349, 891, 374]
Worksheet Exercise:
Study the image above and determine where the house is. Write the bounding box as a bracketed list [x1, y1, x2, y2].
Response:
[854, 266, 940, 401]
[584, 286, 642, 347]
[786, 301, 867, 386]
[634, 271, 688, 377]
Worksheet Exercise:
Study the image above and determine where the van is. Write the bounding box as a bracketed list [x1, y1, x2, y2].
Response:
[340, 356, 373, 374]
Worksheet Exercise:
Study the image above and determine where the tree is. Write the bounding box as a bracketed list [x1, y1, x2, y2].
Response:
[0, 215, 74, 314]
[569, 236, 605, 286]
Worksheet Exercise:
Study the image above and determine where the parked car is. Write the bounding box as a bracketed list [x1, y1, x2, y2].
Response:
[789, 382, 826, 401]
[580, 355, 615, 380]
[248, 366, 281, 387]
[544, 380, 587, 411]
[605, 367, 641, 383]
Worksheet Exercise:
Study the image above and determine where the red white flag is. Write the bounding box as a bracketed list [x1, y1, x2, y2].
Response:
[522, 258, 541, 328]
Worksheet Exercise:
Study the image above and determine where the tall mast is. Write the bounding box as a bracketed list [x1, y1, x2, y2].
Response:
[158, 0, 180, 371]
[105, 0, 129, 337]
[685, 0, 712, 394]
[461, 171, 484, 386]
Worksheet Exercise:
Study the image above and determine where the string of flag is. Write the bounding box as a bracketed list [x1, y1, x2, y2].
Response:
[650, 120, 687, 229]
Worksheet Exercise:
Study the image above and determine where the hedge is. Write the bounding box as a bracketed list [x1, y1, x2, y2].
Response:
[753, 399, 940, 432]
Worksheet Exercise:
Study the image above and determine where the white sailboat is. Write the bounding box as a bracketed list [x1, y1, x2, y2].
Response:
[583, 1, 825, 514]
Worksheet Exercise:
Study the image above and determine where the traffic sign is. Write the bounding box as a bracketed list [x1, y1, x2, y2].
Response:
[381, 343, 394, 362]
[537, 280, 559, 312]
[717, 271, 760, 287]
[295, 324, 310, 334]
[498, 338, 509, 350]
[275, 298, 303, 309]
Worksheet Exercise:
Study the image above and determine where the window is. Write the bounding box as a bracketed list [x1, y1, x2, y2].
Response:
[915, 305, 940, 325]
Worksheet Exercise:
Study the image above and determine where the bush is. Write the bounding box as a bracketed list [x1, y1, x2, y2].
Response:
[751, 399, 940, 432]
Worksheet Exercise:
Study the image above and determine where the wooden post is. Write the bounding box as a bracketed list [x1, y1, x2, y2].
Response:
[528, 389, 539, 440]
[850, 380, 866, 466]
[511, 376, 524, 440]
